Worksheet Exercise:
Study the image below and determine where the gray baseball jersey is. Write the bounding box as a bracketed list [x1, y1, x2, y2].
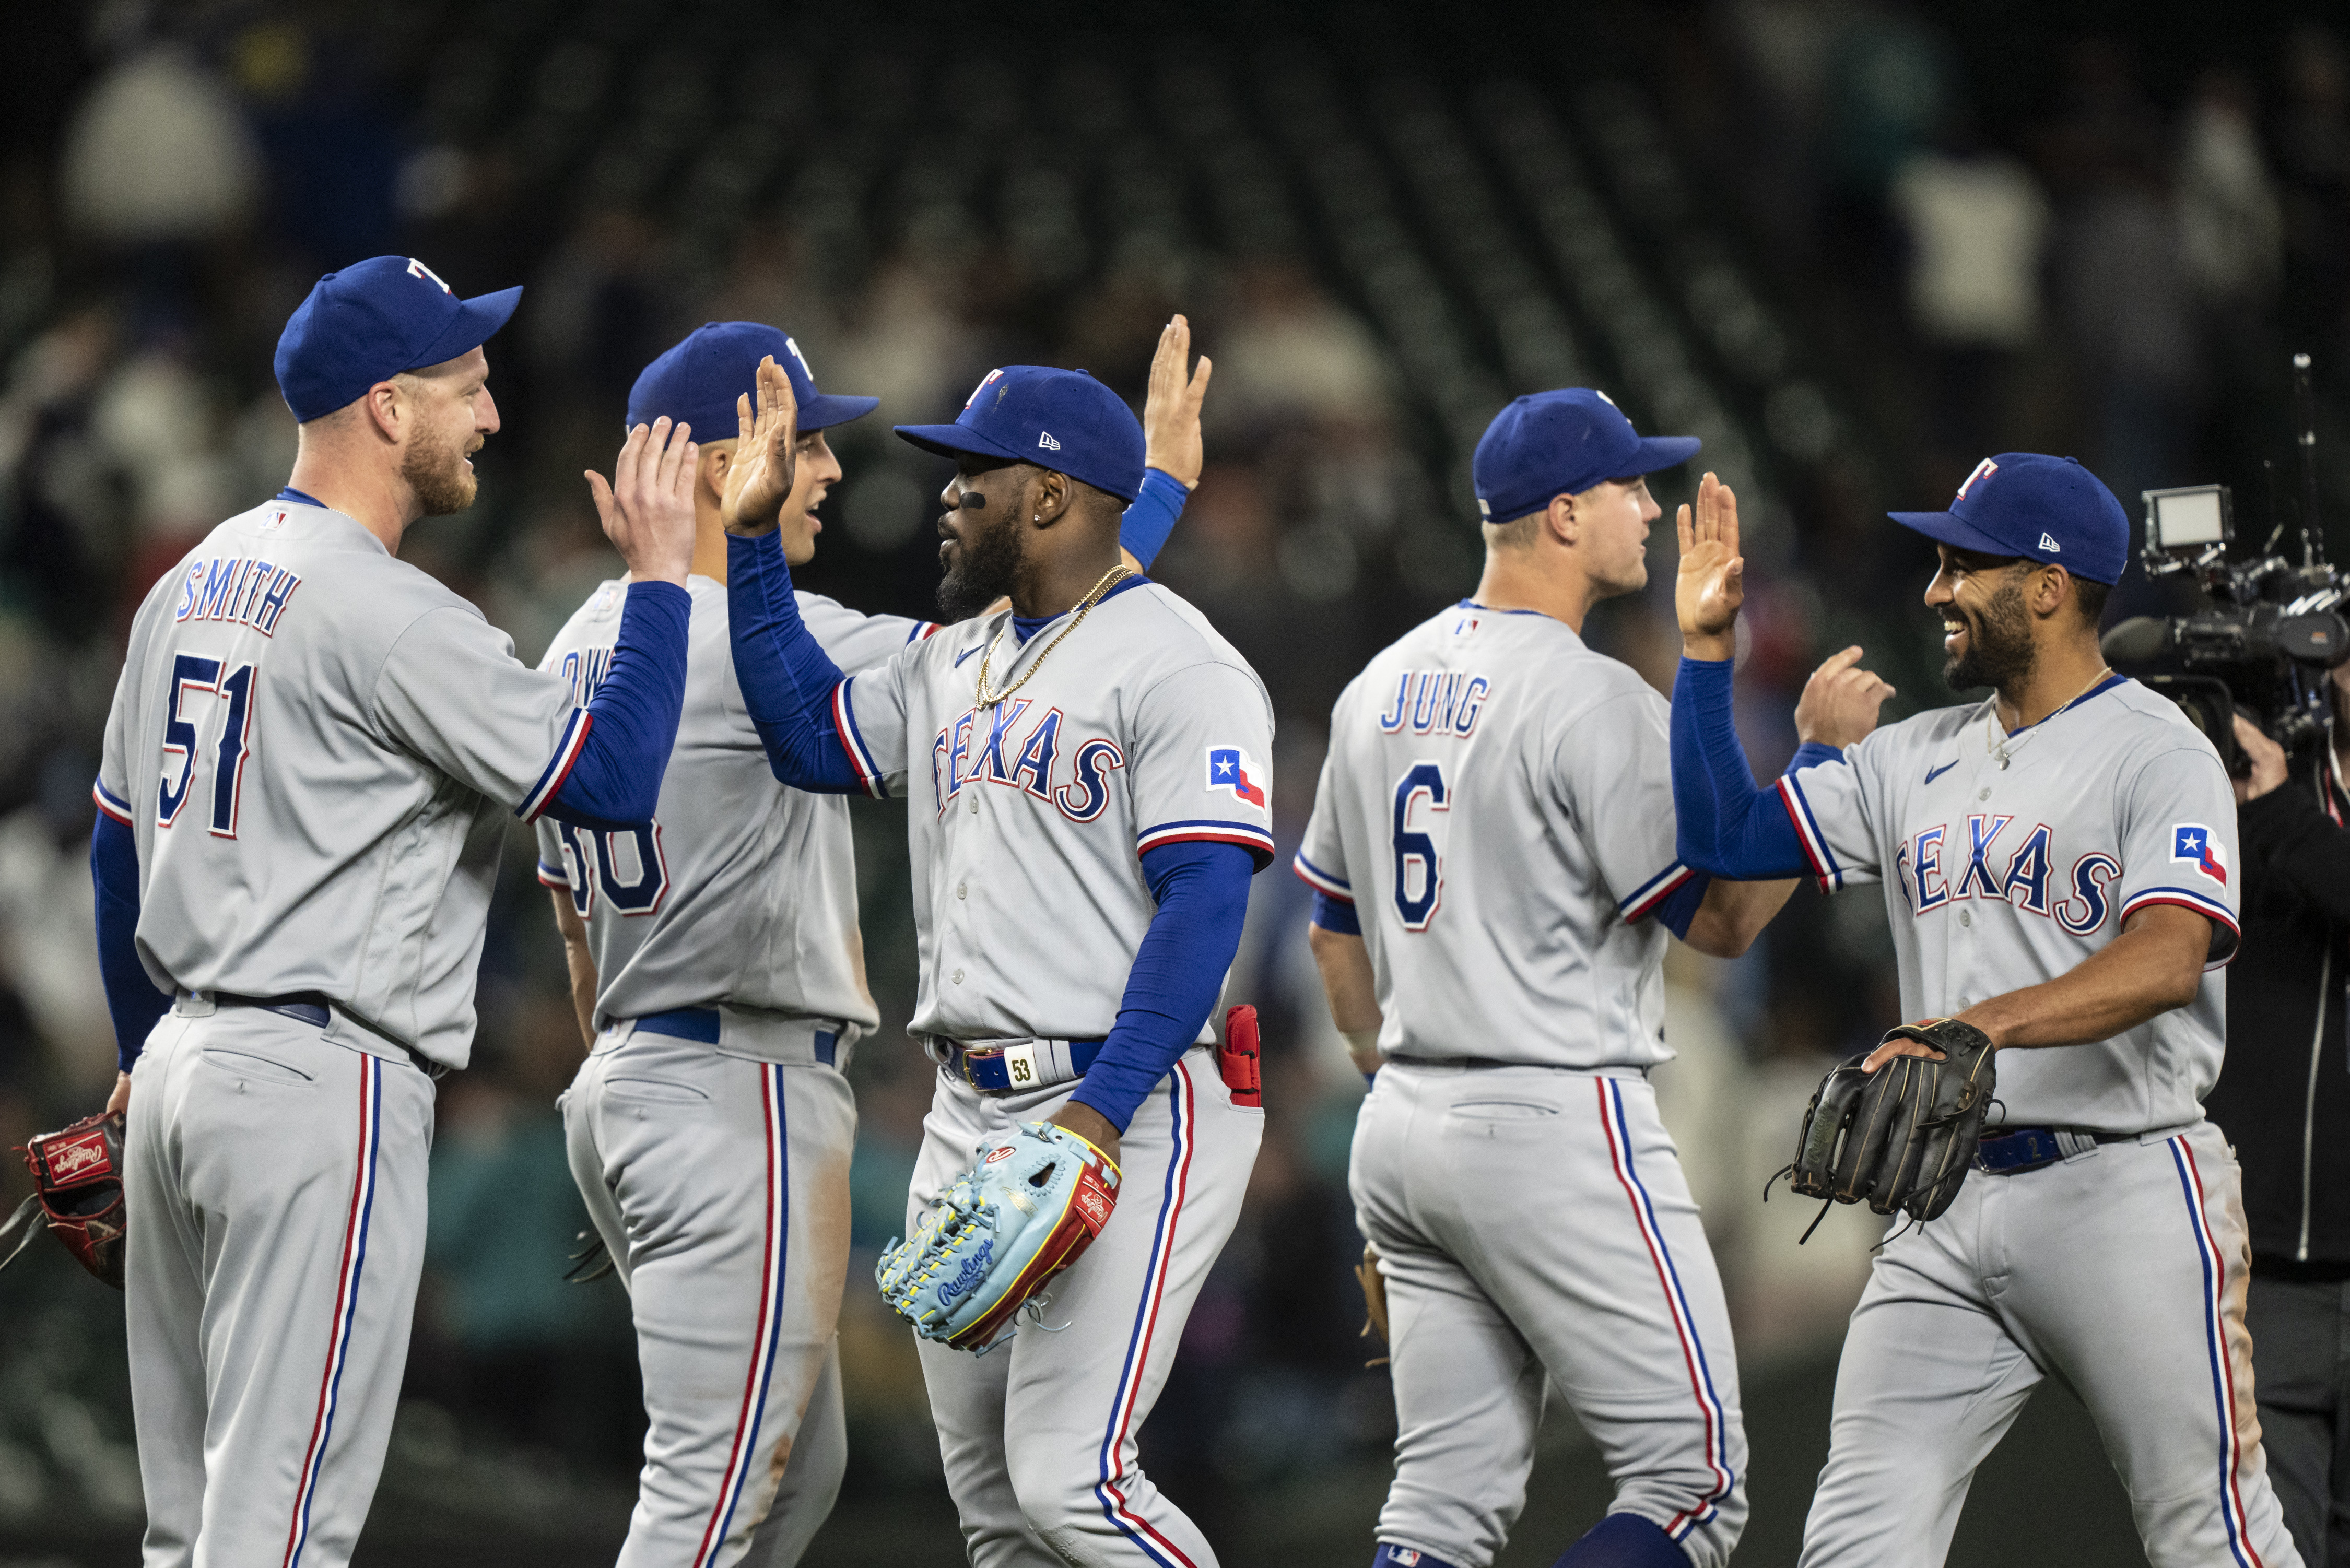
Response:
[534, 575, 930, 1568]
[1769, 678, 2292, 1567]
[832, 576, 1277, 1041]
[1776, 677, 2238, 1134]
[533, 576, 933, 1029]
[1295, 602, 1695, 1068]
[101, 491, 651, 1568]
[98, 494, 597, 1069]
[1302, 602, 1746, 1567]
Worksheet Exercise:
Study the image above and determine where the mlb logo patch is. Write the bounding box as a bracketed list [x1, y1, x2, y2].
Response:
[1207, 747, 1267, 808]
[2172, 823, 2228, 886]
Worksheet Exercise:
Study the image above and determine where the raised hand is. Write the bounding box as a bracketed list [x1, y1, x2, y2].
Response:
[1675, 471, 1743, 659]
[1141, 314, 1212, 490]
[720, 354, 801, 537]
[1796, 646, 1896, 750]
[585, 416, 697, 587]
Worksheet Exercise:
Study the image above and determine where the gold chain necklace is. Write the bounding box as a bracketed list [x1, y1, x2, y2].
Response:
[973, 565, 1134, 709]
[1986, 666, 2113, 769]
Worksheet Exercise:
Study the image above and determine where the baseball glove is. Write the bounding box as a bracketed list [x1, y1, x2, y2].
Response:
[876, 1121, 1120, 1352]
[1790, 1019, 1995, 1223]
[0, 1111, 127, 1288]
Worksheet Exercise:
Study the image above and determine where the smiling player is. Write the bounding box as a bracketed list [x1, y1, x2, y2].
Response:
[1670, 455, 2301, 1566]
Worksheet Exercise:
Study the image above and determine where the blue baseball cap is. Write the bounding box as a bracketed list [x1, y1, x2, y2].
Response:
[1472, 388, 1701, 524]
[274, 256, 522, 423]
[626, 322, 878, 438]
[1889, 454, 2129, 585]
[895, 367, 1145, 503]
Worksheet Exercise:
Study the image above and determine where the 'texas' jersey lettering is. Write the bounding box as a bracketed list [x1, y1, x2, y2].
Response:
[1895, 815, 2125, 934]
[930, 701, 1130, 822]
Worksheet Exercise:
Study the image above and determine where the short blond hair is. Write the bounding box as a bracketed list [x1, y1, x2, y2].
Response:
[1480, 508, 1546, 551]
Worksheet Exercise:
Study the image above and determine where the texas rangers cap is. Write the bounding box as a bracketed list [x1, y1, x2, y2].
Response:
[895, 367, 1146, 503]
[1889, 454, 2129, 585]
[274, 256, 521, 423]
[1472, 388, 1702, 524]
[626, 322, 878, 438]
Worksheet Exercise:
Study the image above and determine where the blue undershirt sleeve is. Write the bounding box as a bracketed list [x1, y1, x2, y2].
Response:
[1118, 469, 1189, 571]
[1309, 889, 1361, 935]
[725, 529, 865, 794]
[1068, 841, 1256, 1134]
[1670, 655, 1811, 880]
[91, 809, 170, 1071]
[542, 580, 691, 829]
[1650, 738, 1831, 939]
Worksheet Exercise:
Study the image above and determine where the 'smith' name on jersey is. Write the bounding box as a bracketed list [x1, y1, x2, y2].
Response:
[172, 555, 303, 636]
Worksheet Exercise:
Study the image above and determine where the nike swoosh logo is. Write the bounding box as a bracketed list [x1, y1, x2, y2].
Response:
[955, 645, 982, 668]
[1924, 760, 1959, 785]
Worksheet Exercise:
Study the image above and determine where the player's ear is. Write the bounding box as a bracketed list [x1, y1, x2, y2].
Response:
[361, 380, 404, 445]
[1031, 469, 1068, 528]
[699, 441, 733, 503]
[2034, 563, 2071, 619]
[1547, 491, 1578, 547]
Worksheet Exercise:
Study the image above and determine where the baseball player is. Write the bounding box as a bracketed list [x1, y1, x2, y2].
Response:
[87, 256, 701, 1568]
[1670, 455, 2302, 1566]
[718, 350, 1268, 1567]
[1297, 390, 1808, 1568]
[534, 317, 1206, 1567]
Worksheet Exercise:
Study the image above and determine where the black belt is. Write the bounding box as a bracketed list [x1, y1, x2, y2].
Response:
[210, 991, 449, 1081]
[1974, 1125, 2133, 1175]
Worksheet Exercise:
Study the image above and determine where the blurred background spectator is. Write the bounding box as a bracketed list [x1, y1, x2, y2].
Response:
[2, 2, 2345, 1563]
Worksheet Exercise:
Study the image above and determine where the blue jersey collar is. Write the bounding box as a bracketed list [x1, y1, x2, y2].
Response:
[1012, 573, 1149, 644]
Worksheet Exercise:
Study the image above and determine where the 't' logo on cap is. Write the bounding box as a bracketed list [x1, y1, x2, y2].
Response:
[1955, 457, 1999, 500]
[406, 258, 452, 294]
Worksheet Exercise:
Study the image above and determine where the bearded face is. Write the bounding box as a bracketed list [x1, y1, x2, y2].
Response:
[937, 499, 1026, 621]
[401, 402, 480, 517]
[1942, 570, 2036, 692]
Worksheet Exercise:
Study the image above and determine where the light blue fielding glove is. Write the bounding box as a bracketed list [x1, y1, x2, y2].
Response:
[875, 1121, 1121, 1352]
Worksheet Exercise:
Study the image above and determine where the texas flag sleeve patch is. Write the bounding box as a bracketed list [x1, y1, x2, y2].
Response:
[2172, 823, 2228, 886]
[1207, 746, 1267, 808]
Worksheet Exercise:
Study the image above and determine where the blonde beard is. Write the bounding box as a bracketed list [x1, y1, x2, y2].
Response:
[403, 427, 478, 517]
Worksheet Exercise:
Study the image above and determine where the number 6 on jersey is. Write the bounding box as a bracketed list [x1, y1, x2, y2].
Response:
[1392, 760, 1450, 929]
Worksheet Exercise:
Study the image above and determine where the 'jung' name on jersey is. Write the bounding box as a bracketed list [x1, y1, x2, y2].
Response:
[1376, 670, 1491, 737]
